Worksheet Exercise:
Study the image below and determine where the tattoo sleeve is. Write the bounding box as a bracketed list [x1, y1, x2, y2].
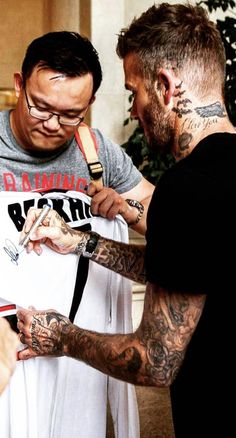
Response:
[90, 235, 146, 284]
[29, 284, 205, 386]
[59, 284, 205, 386]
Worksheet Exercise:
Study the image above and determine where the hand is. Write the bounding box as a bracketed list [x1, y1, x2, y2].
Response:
[16, 308, 72, 360]
[0, 318, 19, 394]
[20, 208, 84, 255]
[87, 182, 137, 224]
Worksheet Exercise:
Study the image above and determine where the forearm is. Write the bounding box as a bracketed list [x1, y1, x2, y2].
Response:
[65, 285, 206, 387]
[75, 231, 146, 284]
[17, 285, 206, 385]
[60, 319, 184, 386]
[64, 326, 150, 385]
[27, 311, 176, 386]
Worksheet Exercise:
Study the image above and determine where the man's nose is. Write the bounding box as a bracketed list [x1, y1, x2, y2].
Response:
[43, 114, 61, 130]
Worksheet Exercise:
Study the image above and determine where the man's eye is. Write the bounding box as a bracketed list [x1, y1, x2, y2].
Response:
[65, 114, 78, 120]
[36, 107, 48, 113]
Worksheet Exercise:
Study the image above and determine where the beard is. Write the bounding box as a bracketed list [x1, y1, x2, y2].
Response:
[142, 92, 174, 155]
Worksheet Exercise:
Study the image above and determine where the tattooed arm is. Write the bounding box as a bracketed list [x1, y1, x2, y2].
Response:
[21, 208, 146, 284]
[17, 284, 205, 386]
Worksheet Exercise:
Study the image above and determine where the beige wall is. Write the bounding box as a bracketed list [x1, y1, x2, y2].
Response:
[91, 0, 155, 145]
[0, 0, 45, 88]
[0, 0, 82, 89]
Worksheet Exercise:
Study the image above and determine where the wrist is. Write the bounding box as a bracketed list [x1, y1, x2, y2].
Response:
[64, 326, 84, 359]
[125, 199, 144, 226]
[62, 324, 75, 356]
[74, 231, 100, 258]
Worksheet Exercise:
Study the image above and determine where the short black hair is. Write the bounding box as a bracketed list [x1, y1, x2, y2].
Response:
[22, 31, 102, 95]
[117, 3, 225, 98]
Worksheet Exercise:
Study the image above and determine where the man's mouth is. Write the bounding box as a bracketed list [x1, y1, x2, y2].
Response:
[37, 131, 61, 138]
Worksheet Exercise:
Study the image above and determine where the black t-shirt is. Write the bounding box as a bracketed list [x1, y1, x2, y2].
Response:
[145, 133, 236, 437]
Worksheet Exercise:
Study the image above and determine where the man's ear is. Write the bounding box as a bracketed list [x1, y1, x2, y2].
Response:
[14, 73, 23, 98]
[157, 68, 176, 105]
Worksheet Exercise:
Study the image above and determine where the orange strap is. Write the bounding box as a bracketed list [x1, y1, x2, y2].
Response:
[75, 123, 103, 189]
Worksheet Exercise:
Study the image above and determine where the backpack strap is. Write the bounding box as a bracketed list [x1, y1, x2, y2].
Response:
[75, 123, 103, 189]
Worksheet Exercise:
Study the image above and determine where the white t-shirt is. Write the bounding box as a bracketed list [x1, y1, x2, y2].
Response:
[0, 190, 139, 438]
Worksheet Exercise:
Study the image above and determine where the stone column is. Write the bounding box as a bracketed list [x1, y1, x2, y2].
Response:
[90, 0, 155, 145]
[43, 0, 81, 33]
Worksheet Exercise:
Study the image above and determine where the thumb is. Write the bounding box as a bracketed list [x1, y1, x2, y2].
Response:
[86, 181, 101, 196]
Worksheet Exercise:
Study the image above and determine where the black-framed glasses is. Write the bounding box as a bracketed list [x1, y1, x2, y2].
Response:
[24, 88, 85, 126]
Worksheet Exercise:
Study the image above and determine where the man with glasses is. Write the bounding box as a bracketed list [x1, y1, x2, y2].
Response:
[24, 87, 86, 127]
[0, 31, 154, 438]
[1, 31, 153, 231]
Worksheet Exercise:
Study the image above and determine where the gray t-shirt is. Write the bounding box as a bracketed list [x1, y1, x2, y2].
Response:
[0, 110, 141, 193]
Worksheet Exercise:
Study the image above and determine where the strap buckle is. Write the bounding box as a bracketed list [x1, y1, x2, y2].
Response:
[88, 161, 103, 180]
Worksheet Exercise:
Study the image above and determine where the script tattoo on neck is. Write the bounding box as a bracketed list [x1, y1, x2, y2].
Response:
[182, 101, 225, 135]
